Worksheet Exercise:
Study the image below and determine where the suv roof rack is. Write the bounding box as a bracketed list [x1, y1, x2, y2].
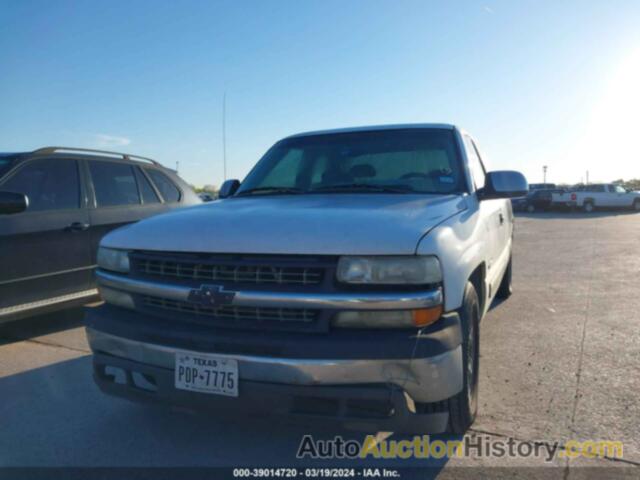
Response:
[30, 146, 161, 166]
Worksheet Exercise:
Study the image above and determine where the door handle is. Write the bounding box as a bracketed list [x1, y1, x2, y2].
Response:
[65, 222, 90, 232]
[499, 213, 504, 225]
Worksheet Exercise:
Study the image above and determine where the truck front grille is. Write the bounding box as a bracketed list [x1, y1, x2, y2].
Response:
[130, 253, 326, 286]
[141, 295, 318, 326]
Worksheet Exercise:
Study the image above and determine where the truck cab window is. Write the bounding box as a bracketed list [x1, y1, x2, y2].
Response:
[464, 136, 486, 190]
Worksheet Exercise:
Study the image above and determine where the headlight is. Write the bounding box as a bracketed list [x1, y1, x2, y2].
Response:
[336, 256, 442, 285]
[97, 247, 130, 273]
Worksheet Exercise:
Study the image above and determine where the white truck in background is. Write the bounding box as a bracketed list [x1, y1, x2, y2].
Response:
[552, 184, 640, 212]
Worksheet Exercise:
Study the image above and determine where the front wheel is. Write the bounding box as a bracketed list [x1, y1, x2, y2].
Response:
[447, 282, 480, 434]
[583, 201, 594, 213]
[633, 199, 640, 212]
[526, 204, 535, 213]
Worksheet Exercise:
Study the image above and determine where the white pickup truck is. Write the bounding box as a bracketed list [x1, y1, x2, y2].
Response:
[552, 184, 640, 212]
[86, 124, 527, 434]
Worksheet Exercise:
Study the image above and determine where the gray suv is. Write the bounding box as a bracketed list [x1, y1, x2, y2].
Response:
[0, 147, 200, 323]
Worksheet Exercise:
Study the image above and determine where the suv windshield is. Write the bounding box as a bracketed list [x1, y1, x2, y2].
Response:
[237, 129, 464, 196]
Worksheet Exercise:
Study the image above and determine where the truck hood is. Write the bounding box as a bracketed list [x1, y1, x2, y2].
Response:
[102, 194, 466, 255]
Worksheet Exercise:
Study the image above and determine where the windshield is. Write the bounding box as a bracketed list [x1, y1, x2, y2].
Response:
[237, 129, 464, 195]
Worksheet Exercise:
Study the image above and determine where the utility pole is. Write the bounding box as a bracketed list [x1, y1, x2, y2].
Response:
[176, 160, 180, 174]
[543, 165, 548, 184]
[222, 92, 227, 182]
[586, 170, 589, 185]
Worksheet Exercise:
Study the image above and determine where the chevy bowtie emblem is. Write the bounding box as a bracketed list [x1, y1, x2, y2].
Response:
[187, 284, 236, 306]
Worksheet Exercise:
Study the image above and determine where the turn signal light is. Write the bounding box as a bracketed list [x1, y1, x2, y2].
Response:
[412, 306, 443, 327]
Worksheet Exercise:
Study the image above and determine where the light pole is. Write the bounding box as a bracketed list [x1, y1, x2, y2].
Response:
[222, 92, 227, 182]
[543, 165, 548, 184]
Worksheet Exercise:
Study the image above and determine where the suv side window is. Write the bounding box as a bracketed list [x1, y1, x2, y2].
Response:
[89, 161, 140, 207]
[464, 136, 486, 190]
[145, 169, 181, 203]
[135, 167, 160, 204]
[0, 158, 80, 211]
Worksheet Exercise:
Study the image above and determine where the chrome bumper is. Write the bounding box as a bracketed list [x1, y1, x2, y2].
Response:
[86, 328, 463, 403]
[96, 270, 443, 311]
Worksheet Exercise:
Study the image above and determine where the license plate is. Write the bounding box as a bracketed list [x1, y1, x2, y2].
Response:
[174, 351, 238, 397]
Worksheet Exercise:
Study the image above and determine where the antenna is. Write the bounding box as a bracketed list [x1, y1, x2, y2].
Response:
[222, 92, 227, 181]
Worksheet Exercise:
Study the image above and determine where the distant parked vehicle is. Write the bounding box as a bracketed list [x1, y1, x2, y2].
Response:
[529, 183, 556, 191]
[510, 195, 528, 211]
[0, 147, 201, 323]
[521, 188, 566, 212]
[198, 192, 216, 202]
[553, 183, 640, 212]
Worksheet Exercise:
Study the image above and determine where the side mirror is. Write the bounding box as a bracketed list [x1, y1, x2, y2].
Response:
[0, 191, 28, 215]
[479, 171, 528, 200]
[218, 179, 240, 199]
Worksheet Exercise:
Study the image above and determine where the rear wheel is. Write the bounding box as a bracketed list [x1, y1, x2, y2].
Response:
[583, 201, 594, 213]
[447, 282, 480, 434]
[496, 255, 513, 299]
[526, 204, 535, 213]
[633, 199, 640, 212]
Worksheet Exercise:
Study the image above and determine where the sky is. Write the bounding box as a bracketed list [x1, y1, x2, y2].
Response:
[1, 0, 640, 187]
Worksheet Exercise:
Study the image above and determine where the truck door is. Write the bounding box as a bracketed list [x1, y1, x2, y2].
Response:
[464, 136, 506, 297]
[611, 184, 633, 207]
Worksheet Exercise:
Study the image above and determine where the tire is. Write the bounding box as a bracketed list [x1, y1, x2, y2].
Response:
[583, 201, 594, 213]
[447, 281, 480, 434]
[634, 199, 640, 212]
[526, 204, 535, 213]
[496, 255, 513, 299]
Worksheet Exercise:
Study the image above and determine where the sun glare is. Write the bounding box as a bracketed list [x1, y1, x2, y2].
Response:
[575, 49, 640, 182]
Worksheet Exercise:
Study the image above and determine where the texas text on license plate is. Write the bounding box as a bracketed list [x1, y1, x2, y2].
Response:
[174, 351, 238, 397]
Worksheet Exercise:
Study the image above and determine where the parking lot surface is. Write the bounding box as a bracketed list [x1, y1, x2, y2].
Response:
[1, 212, 639, 478]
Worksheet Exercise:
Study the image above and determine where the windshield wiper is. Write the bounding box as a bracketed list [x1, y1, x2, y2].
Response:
[236, 186, 305, 196]
[310, 183, 414, 193]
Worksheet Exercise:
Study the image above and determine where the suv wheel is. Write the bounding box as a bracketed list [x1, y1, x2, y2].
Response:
[526, 204, 535, 213]
[447, 281, 480, 434]
[634, 199, 640, 212]
[496, 255, 513, 299]
[583, 201, 594, 213]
